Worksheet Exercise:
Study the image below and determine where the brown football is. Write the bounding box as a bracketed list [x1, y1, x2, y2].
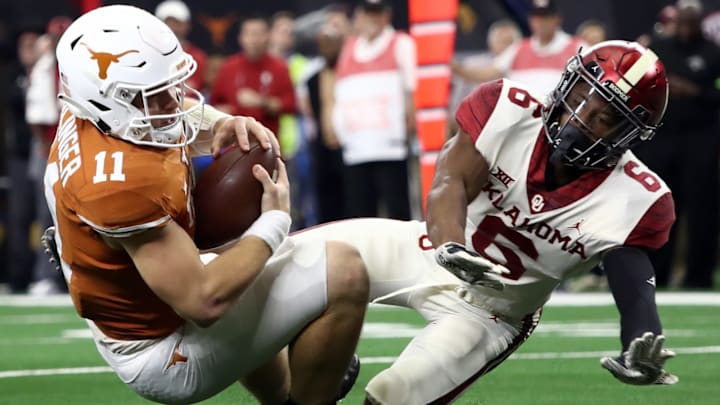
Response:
[193, 145, 278, 250]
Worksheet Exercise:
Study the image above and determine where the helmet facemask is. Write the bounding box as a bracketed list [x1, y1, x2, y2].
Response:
[92, 54, 204, 148]
[543, 54, 657, 170]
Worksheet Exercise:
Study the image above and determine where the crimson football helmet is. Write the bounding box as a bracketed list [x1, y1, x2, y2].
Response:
[543, 40, 669, 169]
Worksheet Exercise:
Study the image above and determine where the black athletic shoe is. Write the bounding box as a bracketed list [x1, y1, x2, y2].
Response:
[41, 227, 62, 274]
[335, 354, 360, 402]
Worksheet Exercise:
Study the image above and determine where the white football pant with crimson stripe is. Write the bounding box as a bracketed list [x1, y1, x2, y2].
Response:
[291, 218, 540, 404]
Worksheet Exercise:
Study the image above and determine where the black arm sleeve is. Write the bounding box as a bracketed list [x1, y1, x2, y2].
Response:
[603, 247, 662, 351]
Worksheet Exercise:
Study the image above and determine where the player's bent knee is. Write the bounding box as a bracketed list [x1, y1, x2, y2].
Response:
[325, 240, 369, 304]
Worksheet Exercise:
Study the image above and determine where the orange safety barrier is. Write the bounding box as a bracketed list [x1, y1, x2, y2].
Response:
[414, 66, 451, 109]
[409, 1, 458, 24]
[411, 22, 455, 65]
[419, 152, 439, 217]
[410, 0, 458, 215]
[416, 108, 447, 151]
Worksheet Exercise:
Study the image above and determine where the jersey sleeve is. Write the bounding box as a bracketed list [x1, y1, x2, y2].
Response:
[74, 182, 173, 238]
[71, 146, 189, 238]
[454, 79, 504, 142]
[624, 192, 675, 250]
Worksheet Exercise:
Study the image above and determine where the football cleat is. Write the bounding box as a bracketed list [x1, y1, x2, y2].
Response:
[335, 354, 361, 402]
[41, 226, 62, 274]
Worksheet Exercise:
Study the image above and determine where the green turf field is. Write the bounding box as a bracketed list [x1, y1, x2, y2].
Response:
[1, 294, 719, 404]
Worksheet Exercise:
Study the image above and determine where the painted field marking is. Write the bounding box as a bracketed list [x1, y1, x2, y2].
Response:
[0, 314, 78, 324]
[1, 346, 719, 379]
[0, 316, 709, 346]
[2, 292, 720, 307]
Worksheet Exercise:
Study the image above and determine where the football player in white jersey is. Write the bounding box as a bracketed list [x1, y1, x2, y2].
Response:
[291, 40, 678, 404]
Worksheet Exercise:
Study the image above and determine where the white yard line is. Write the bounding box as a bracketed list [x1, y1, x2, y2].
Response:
[546, 292, 720, 306]
[0, 366, 112, 379]
[1, 346, 719, 379]
[0, 338, 78, 345]
[0, 319, 704, 345]
[2, 292, 720, 307]
[0, 314, 79, 324]
[510, 345, 720, 359]
[0, 295, 72, 307]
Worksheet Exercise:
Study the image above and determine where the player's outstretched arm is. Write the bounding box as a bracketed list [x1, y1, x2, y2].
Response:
[426, 130, 506, 287]
[426, 129, 489, 246]
[599, 247, 678, 385]
[116, 160, 291, 328]
[115, 221, 272, 327]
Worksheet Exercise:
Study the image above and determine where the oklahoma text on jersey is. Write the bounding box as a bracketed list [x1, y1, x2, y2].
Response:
[453, 78, 674, 318]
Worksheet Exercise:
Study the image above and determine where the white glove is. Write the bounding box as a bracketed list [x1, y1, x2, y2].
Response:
[600, 332, 678, 385]
[434, 242, 509, 290]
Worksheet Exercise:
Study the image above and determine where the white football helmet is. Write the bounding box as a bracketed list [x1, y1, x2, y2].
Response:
[56, 5, 203, 148]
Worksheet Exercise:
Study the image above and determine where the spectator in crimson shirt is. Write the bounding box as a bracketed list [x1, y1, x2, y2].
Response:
[211, 15, 296, 136]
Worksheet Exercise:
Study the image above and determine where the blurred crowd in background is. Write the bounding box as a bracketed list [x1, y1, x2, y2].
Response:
[0, 0, 718, 295]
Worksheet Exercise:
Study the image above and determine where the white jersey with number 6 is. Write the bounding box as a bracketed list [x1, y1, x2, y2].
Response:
[289, 79, 674, 405]
[454, 79, 674, 319]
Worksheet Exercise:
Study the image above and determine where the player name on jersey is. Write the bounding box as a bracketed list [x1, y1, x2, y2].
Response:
[56, 111, 81, 187]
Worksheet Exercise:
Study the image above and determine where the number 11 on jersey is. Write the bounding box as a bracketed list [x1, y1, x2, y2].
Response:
[93, 151, 126, 184]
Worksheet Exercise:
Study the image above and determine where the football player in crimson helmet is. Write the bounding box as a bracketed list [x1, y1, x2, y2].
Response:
[425, 39, 677, 398]
[543, 40, 668, 170]
[290, 40, 679, 404]
[286, 40, 679, 405]
[46, 5, 368, 405]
